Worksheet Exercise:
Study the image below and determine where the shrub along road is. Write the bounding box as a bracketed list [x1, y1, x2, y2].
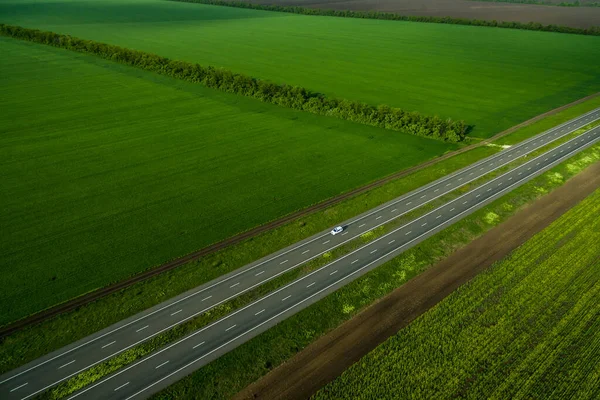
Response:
[1, 111, 598, 400]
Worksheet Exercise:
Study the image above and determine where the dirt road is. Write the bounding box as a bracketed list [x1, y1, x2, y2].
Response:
[234, 160, 600, 400]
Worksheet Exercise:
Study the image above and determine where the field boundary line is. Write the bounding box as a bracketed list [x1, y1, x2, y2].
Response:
[0, 92, 597, 338]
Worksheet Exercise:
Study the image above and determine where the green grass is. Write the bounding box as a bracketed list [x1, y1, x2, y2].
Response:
[2, 92, 599, 378]
[314, 189, 600, 400]
[0, 36, 453, 326]
[1, 0, 599, 138]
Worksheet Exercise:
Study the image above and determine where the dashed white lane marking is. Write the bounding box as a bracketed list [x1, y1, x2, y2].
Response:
[450, 208, 455, 212]
[282, 295, 292, 301]
[302, 249, 310, 255]
[487, 188, 492, 192]
[254, 309, 265, 316]
[406, 201, 412, 205]
[136, 325, 149, 333]
[155, 361, 169, 369]
[422, 222, 427, 227]
[498, 182, 503, 186]
[280, 259, 289, 264]
[476, 194, 481, 198]
[446, 183, 451, 186]
[58, 360, 76, 370]
[359, 223, 366, 228]
[101, 341, 116, 349]
[405, 231, 412, 235]
[114, 382, 129, 391]
[463, 201, 468, 205]
[330, 270, 338, 275]
[230, 282, 240, 288]
[307, 282, 316, 288]
[10, 382, 28, 392]
[434, 189, 439, 192]
[171, 310, 182, 316]
[518, 172, 523, 175]
[202, 295, 213, 301]
[193, 341, 205, 349]
[392, 208, 398, 212]
[370, 249, 378, 254]
[225, 324, 237, 331]
[420, 195, 426, 199]
[322, 240, 330, 245]
[352, 259, 359, 264]
[389, 240, 396, 244]
[508, 177, 513, 180]
[458, 178, 463, 181]
[341, 232, 348, 236]
[436, 215, 442, 219]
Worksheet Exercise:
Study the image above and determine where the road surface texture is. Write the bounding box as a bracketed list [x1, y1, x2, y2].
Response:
[235, 159, 600, 400]
[1, 109, 599, 400]
[227, 0, 600, 29]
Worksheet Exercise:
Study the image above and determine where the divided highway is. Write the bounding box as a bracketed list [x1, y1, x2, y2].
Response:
[1, 108, 599, 400]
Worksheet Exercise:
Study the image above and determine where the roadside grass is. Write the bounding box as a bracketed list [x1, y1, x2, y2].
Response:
[1, 95, 599, 377]
[314, 189, 600, 399]
[40, 135, 600, 398]
[1, 0, 600, 138]
[149, 144, 600, 400]
[0, 36, 454, 326]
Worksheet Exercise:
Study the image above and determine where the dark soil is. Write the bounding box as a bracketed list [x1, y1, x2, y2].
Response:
[231, 0, 600, 28]
[234, 160, 600, 400]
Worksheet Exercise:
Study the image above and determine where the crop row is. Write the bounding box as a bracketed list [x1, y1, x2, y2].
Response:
[314, 187, 600, 399]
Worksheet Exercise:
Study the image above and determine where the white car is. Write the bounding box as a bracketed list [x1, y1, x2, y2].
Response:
[330, 226, 343, 235]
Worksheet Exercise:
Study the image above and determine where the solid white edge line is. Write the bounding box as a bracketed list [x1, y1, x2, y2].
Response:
[69, 129, 600, 400]
[6, 112, 599, 394]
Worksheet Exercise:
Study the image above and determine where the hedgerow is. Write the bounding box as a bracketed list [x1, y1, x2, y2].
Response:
[0, 24, 467, 142]
[172, 0, 600, 36]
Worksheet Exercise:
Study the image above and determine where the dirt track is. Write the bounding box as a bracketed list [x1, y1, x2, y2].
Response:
[234, 160, 600, 400]
[233, 0, 600, 28]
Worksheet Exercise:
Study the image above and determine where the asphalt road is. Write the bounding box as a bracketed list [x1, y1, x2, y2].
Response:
[1, 108, 599, 400]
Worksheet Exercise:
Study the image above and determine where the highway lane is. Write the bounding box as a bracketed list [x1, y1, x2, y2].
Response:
[1, 108, 599, 400]
[67, 124, 600, 400]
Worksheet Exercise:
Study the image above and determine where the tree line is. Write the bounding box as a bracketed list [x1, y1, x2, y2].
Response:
[171, 0, 600, 36]
[0, 24, 468, 142]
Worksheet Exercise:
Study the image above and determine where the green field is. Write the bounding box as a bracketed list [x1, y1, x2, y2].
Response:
[1, 0, 599, 138]
[0, 37, 451, 325]
[314, 188, 600, 399]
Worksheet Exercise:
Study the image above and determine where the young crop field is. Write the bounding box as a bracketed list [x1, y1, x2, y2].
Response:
[0, 37, 451, 326]
[1, 0, 599, 138]
[314, 188, 600, 399]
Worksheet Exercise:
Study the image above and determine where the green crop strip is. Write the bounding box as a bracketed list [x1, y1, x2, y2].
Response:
[314, 186, 600, 399]
[0, 24, 466, 142]
[173, 0, 600, 35]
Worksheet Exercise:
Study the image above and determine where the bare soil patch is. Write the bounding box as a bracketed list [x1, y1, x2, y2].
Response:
[234, 160, 600, 400]
[231, 0, 600, 28]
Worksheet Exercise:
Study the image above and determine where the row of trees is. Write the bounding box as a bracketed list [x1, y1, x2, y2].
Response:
[0, 24, 468, 142]
[172, 0, 600, 36]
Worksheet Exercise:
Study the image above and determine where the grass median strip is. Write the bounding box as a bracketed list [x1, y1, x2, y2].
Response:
[37, 130, 600, 399]
[2, 97, 600, 379]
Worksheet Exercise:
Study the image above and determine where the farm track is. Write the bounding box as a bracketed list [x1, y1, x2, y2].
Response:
[233, 158, 600, 400]
[0, 92, 597, 338]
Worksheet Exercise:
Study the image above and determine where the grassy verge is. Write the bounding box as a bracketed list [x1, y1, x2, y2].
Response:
[314, 188, 600, 399]
[149, 142, 600, 400]
[2, 97, 599, 378]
